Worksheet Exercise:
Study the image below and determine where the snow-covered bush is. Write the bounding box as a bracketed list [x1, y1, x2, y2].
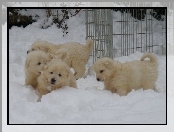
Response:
[9, 9, 81, 36]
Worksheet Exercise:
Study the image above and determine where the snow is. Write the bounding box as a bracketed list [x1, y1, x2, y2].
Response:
[7, 9, 167, 124]
[2, 7, 173, 132]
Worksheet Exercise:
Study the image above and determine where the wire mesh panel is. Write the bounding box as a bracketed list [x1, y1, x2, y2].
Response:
[86, 8, 166, 63]
[85, 9, 113, 63]
[113, 9, 166, 58]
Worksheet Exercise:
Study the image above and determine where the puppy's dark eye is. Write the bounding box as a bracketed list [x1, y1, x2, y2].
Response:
[100, 70, 103, 73]
[50, 72, 53, 74]
[38, 62, 41, 65]
[32, 49, 34, 51]
[58, 74, 62, 77]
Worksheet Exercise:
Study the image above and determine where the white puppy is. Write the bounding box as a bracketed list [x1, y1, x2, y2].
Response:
[27, 39, 93, 80]
[25, 49, 68, 89]
[93, 53, 158, 96]
[36, 60, 77, 99]
[25, 50, 51, 88]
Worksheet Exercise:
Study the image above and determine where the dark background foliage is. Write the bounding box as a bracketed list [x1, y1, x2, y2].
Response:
[9, 9, 81, 36]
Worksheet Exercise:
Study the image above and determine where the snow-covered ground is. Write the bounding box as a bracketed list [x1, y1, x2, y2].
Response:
[6, 10, 167, 124]
[1, 4, 174, 132]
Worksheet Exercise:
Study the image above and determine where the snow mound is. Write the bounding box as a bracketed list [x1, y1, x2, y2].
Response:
[8, 9, 166, 124]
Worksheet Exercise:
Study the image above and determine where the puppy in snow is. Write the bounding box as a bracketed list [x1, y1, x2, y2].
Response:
[25, 49, 68, 89]
[93, 53, 158, 96]
[36, 59, 77, 99]
[25, 50, 51, 88]
[27, 39, 93, 80]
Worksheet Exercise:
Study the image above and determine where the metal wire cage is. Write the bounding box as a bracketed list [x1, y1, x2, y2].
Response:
[85, 9, 114, 63]
[85, 9, 166, 63]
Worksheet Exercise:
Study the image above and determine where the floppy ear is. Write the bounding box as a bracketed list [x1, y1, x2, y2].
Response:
[64, 66, 70, 78]
[44, 47, 49, 52]
[43, 64, 49, 70]
[36, 43, 48, 52]
[47, 53, 56, 59]
[104, 58, 114, 69]
[25, 59, 30, 68]
[55, 49, 68, 61]
[66, 70, 70, 78]
[41, 70, 48, 83]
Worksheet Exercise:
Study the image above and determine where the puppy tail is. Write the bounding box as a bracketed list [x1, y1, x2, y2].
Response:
[85, 38, 93, 52]
[140, 53, 157, 63]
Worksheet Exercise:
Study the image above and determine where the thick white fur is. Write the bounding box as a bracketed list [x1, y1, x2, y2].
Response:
[25, 49, 68, 89]
[36, 60, 77, 99]
[27, 39, 93, 79]
[93, 53, 158, 96]
[25, 50, 51, 88]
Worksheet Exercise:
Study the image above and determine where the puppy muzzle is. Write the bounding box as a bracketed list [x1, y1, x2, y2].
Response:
[97, 78, 100, 81]
[51, 78, 56, 84]
[27, 50, 31, 54]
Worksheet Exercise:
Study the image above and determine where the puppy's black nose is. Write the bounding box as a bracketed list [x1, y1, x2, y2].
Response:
[97, 78, 100, 81]
[51, 78, 56, 84]
[27, 50, 29, 54]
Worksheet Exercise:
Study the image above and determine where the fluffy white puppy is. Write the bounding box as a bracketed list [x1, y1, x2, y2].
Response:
[27, 39, 93, 80]
[36, 60, 77, 99]
[25, 49, 68, 89]
[25, 50, 51, 88]
[93, 53, 158, 96]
